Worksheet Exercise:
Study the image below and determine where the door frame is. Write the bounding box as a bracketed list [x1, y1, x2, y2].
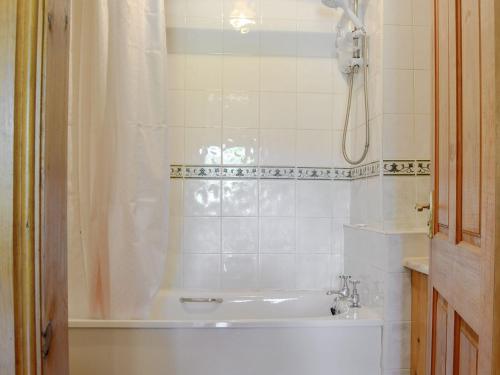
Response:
[0, 0, 70, 374]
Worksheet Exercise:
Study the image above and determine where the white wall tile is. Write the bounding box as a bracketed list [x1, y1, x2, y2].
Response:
[297, 93, 334, 130]
[332, 181, 351, 219]
[223, 91, 259, 128]
[260, 217, 296, 252]
[413, 26, 432, 69]
[184, 179, 221, 216]
[382, 321, 411, 370]
[186, 55, 223, 90]
[260, 57, 297, 92]
[260, 254, 296, 289]
[384, 271, 411, 321]
[183, 217, 221, 252]
[296, 130, 332, 167]
[297, 218, 332, 253]
[296, 254, 330, 289]
[186, 17, 223, 55]
[260, 19, 297, 57]
[222, 128, 258, 165]
[383, 69, 414, 114]
[259, 180, 296, 217]
[222, 217, 259, 252]
[223, 0, 260, 18]
[296, 181, 333, 218]
[413, 70, 431, 114]
[184, 127, 222, 165]
[186, 0, 223, 18]
[383, 0, 412, 25]
[382, 177, 417, 230]
[261, 0, 297, 19]
[297, 58, 333, 93]
[383, 25, 413, 70]
[223, 56, 260, 91]
[297, 20, 335, 58]
[221, 254, 258, 289]
[260, 92, 297, 129]
[382, 114, 415, 160]
[185, 90, 223, 127]
[183, 254, 221, 289]
[222, 180, 258, 216]
[259, 129, 296, 165]
[223, 18, 259, 55]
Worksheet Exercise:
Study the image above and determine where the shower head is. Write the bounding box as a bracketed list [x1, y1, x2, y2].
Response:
[321, 0, 366, 32]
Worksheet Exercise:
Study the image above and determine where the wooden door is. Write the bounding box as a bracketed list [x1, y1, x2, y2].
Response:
[0, 0, 70, 374]
[431, 0, 500, 374]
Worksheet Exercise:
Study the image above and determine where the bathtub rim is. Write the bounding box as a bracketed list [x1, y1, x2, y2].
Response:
[69, 308, 382, 329]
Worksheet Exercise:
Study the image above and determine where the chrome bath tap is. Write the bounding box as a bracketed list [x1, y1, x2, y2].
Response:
[327, 275, 361, 309]
[327, 275, 351, 298]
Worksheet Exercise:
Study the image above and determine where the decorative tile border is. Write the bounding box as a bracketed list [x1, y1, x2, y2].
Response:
[171, 160, 431, 180]
[260, 167, 296, 179]
[383, 160, 431, 176]
[351, 161, 380, 180]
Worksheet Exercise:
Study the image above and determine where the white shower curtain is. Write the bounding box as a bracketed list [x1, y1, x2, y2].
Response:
[68, 0, 169, 319]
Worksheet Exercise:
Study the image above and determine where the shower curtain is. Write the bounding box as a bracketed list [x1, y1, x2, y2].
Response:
[68, 0, 169, 319]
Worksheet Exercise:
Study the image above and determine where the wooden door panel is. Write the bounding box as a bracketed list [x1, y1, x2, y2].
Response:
[40, 0, 70, 374]
[455, 315, 479, 375]
[457, 0, 482, 246]
[431, 0, 498, 373]
[436, 0, 450, 232]
[432, 292, 449, 375]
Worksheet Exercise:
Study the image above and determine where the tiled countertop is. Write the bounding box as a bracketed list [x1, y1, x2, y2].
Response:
[403, 257, 429, 275]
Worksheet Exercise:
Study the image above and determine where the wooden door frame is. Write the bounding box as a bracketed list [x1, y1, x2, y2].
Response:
[494, 0, 500, 372]
[1, 0, 70, 374]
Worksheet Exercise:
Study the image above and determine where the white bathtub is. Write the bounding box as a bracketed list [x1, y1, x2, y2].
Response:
[69, 290, 382, 375]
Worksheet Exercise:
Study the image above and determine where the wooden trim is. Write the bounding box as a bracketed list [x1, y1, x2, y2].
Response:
[13, 1, 40, 374]
[430, 289, 440, 375]
[0, 1, 18, 373]
[494, 0, 500, 373]
[455, 0, 463, 245]
[433, 0, 440, 235]
[411, 271, 428, 375]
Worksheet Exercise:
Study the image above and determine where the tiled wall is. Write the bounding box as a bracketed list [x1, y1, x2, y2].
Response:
[164, 0, 354, 290]
[344, 226, 429, 374]
[350, 0, 433, 232]
[344, 1, 433, 374]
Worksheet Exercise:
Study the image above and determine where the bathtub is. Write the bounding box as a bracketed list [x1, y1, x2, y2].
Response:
[69, 290, 382, 375]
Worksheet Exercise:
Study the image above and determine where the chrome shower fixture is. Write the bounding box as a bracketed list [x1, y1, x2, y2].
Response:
[322, 0, 370, 165]
[321, 0, 366, 32]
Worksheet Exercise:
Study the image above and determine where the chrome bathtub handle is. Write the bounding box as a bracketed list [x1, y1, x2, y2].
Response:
[180, 297, 223, 304]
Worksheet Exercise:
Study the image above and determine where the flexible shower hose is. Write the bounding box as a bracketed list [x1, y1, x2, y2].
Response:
[341, 35, 370, 165]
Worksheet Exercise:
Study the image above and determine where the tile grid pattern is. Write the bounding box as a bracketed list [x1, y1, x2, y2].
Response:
[165, 0, 354, 292]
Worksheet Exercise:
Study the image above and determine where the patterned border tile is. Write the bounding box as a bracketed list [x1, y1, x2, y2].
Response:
[171, 160, 431, 180]
[383, 160, 431, 176]
[260, 167, 296, 179]
[183, 165, 221, 178]
[297, 167, 332, 180]
[170, 165, 183, 179]
[351, 161, 380, 180]
[416, 160, 431, 175]
[222, 166, 259, 178]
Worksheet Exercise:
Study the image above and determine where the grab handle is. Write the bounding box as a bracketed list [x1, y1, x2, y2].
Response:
[179, 297, 223, 304]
